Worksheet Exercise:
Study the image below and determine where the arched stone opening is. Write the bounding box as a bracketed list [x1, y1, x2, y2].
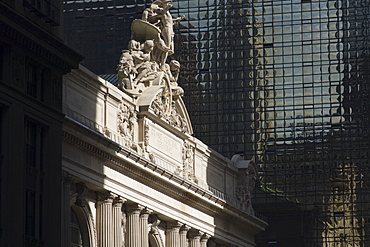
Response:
[70, 202, 97, 247]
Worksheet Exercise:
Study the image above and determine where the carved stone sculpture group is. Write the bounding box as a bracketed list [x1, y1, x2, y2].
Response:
[117, 0, 184, 95]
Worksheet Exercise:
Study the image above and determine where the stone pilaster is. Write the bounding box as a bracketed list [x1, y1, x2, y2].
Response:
[125, 203, 143, 247]
[113, 197, 126, 247]
[188, 229, 203, 247]
[179, 225, 190, 247]
[96, 193, 114, 247]
[140, 207, 152, 247]
[200, 233, 210, 247]
[61, 174, 73, 247]
[165, 221, 181, 247]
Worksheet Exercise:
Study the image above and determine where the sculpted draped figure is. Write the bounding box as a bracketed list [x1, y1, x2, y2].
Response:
[117, 0, 184, 95]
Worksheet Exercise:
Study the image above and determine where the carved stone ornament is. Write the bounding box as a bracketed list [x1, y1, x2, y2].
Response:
[75, 182, 88, 207]
[116, 0, 185, 97]
[117, 102, 136, 147]
[236, 160, 257, 214]
[182, 141, 197, 183]
[150, 88, 169, 118]
[143, 119, 150, 149]
[167, 102, 188, 133]
[150, 94, 188, 133]
[142, 119, 155, 161]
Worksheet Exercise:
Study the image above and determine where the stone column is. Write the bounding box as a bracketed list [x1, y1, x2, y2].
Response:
[125, 203, 143, 247]
[188, 229, 202, 247]
[140, 207, 152, 247]
[179, 225, 190, 247]
[200, 233, 210, 247]
[113, 197, 125, 247]
[96, 193, 114, 247]
[61, 174, 73, 247]
[165, 221, 181, 247]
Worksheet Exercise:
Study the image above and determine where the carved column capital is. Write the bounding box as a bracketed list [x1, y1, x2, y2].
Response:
[98, 192, 114, 204]
[139, 207, 152, 247]
[96, 192, 114, 247]
[200, 233, 211, 247]
[188, 229, 203, 247]
[125, 202, 144, 215]
[180, 224, 191, 233]
[112, 197, 125, 247]
[113, 196, 126, 208]
[166, 221, 182, 230]
[179, 224, 190, 247]
[125, 202, 143, 247]
[165, 221, 181, 247]
[140, 207, 153, 216]
[188, 229, 203, 239]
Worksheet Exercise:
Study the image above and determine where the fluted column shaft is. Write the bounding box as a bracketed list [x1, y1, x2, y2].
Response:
[188, 229, 202, 247]
[126, 203, 143, 247]
[200, 234, 210, 247]
[140, 208, 152, 247]
[97, 193, 114, 247]
[165, 222, 181, 247]
[179, 225, 190, 247]
[113, 197, 125, 247]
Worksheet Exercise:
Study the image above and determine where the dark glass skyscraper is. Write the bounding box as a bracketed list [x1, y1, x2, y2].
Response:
[63, 0, 370, 246]
[63, 0, 151, 74]
[171, 0, 256, 157]
[173, 0, 370, 246]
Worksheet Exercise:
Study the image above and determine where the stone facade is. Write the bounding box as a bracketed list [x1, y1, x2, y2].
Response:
[0, 1, 82, 246]
[62, 65, 267, 246]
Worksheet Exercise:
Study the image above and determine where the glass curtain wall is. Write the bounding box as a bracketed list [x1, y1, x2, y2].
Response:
[172, 0, 256, 157]
[63, 0, 151, 75]
[250, 0, 370, 246]
[173, 0, 370, 246]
